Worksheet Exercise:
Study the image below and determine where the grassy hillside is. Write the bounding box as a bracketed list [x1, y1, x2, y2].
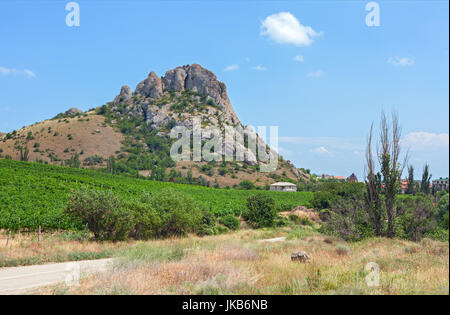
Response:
[0, 113, 123, 163]
[0, 159, 313, 230]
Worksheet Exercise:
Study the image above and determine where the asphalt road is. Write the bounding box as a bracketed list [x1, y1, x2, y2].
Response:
[0, 258, 113, 295]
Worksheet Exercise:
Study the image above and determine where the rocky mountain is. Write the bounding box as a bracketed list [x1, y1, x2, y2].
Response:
[111, 64, 240, 129]
[0, 64, 309, 187]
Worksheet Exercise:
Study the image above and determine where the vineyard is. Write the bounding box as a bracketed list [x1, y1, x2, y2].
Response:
[0, 159, 313, 230]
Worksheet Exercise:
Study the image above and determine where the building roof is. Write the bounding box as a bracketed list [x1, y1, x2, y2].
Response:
[270, 182, 297, 186]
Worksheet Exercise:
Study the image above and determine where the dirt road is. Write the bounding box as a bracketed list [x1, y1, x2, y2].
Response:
[0, 258, 113, 294]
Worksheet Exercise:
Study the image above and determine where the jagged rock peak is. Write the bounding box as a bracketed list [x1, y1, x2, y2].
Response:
[114, 64, 240, 125]
[114, 85, 132, 104]
[161, 67, 186, 92]
[135, 72, 163, 99]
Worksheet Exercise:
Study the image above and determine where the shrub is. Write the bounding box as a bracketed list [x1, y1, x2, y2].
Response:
[289, 215, 313, 226]
[319, 198, 374, 241]
[125, 199, 160, 240]
[219, 215, 240, 230]
[196, 209, 219, 236]
[65, 188, 134, 241]
[437, 194, 449, 230]
[245, 194, 277, 228]
[146, 190, 202, 237]
[318, 209, 332, 222]
[239, 180, 255, 190]
[311, 191, 336, 210]
[395, 195, 437, 242]
[335, 244, 350, 256]
[83, 155, 104, 166]
[274, 215, 289, 227]
[218, 167, 227, 176]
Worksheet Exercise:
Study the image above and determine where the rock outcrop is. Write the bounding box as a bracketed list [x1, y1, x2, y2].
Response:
[109, 64, 300, 172]
[113, 85, 132, 104]
[135, 72, 163, 99]
[65, 107, 83, 116]
[114, 64, 240, 126]
[291, 251, 310, 263]
[161, 67, 186, 92]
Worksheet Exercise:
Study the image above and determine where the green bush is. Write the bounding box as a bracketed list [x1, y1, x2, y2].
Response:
[83, 155, 104, 166]
[437, 194, 449, 230]
[146, 190, 202, 237]
[245, 194, 277, 228]
[196, 209, 219, 236]
[274, 215, 289, 227]
[395, 195, 436, 242]
[125, 199, 160, 240]
[289, 215, 313, 226]
[219, 215, 240, 230]
[318, 209, 332, 222]
[239, 180, 255, 190]
[311, 191, 336, 210]
[65, 188, 134, 241]
[318, 198, 374, 241]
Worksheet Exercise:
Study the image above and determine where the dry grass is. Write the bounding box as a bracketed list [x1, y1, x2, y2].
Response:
[0, 113, 122, 164]
[0, 230, 127, 267]
[36, 228, 449, 295]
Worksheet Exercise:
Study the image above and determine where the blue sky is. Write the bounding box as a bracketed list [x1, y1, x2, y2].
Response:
[0, 0, 448, 179]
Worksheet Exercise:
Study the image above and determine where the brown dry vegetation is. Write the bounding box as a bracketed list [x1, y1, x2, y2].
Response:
[0, 231, 128, 267]
[33, 228, 449, 295]
[0, 113, 123, 164]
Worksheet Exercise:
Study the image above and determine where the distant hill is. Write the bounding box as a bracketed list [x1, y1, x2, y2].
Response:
[0, 64, 309, 187]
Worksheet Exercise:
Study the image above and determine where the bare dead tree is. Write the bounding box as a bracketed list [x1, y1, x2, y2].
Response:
[364, 124, 383, 236]
[378, 112, 408, 238]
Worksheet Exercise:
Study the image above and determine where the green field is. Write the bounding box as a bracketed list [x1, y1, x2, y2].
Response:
[0, 159, 313, 230]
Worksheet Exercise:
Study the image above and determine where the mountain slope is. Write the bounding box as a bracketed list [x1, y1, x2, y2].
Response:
[0, 64, 309, 187]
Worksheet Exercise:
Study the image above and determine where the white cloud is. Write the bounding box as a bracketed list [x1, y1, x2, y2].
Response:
[293, 55, 304, 63]
[307, 69, 324, 77]
[402, 132, 449, 151]
[244, 57, 250, 62]
[224, 64, 239, 72]
[261, 12, 321, 46]
[279, 136, 364, 152]
[309, 146, 331, 155]
[388, 56, 415, 67]
[252, 64, 267, 71]
[0, 66, 36, 78]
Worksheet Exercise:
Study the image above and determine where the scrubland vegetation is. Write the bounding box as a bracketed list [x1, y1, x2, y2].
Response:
[32, 228, 448, 295]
